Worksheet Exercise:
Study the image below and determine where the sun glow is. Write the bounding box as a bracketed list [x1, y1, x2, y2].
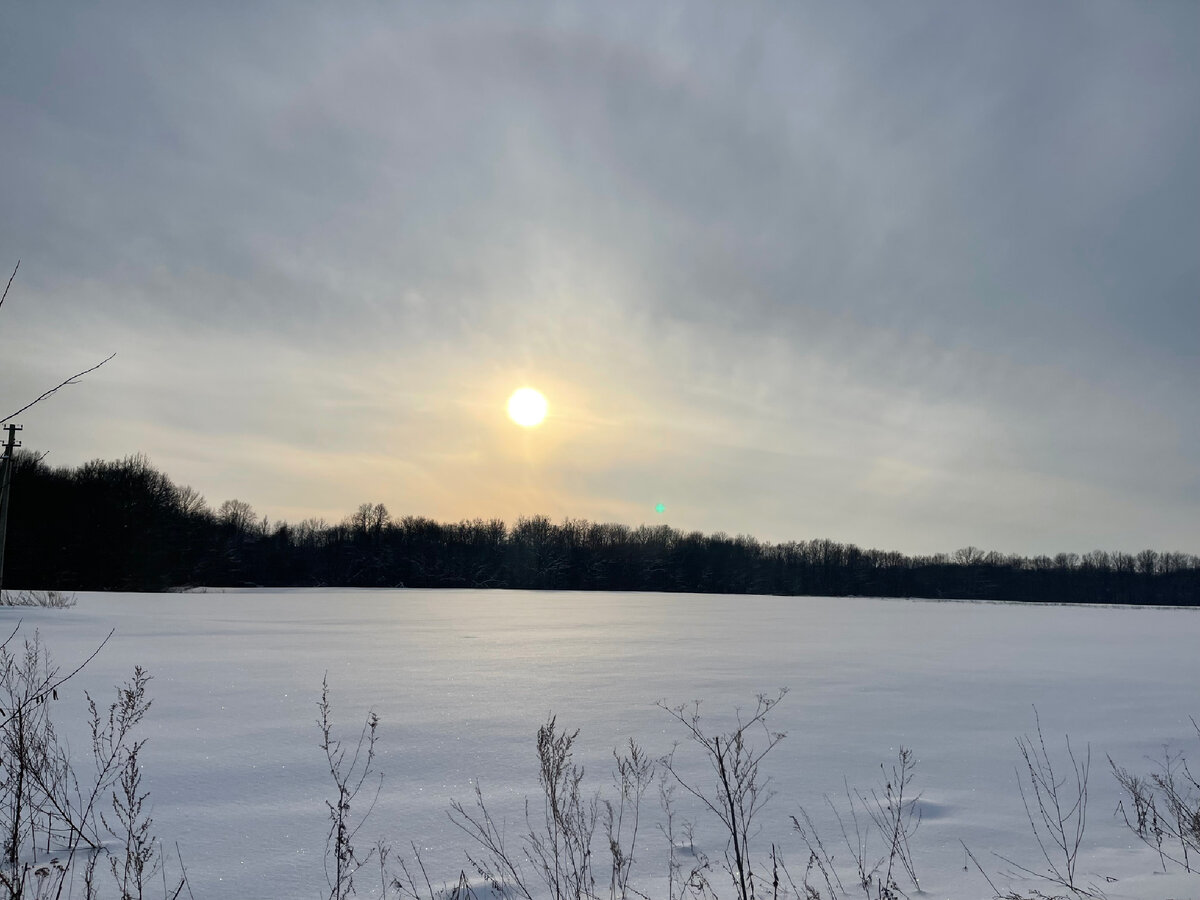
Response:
[507, 387, 548, 427]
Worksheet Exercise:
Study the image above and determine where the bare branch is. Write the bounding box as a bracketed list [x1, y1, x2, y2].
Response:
[1, 353, 116, 424]
[0, 261, 17, 314]
[659, 690, 787, 900]
[0, 628, 114, 733]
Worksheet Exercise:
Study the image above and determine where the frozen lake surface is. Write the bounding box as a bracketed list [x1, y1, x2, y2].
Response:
[10, 589, 1200, 899]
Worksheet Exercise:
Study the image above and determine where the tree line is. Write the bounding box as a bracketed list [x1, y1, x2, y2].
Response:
[5, 451, 1198, 604]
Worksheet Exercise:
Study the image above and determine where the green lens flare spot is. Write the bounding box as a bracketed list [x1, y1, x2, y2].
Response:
[654, 503, 666, 514]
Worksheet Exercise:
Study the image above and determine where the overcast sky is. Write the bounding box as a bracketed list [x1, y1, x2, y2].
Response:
[3, 2, 1197, 555]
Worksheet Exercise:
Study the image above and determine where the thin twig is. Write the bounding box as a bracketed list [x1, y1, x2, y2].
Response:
[0, 260, 18, 314]
[1, 353, 116, 424]
[0, 628, 114, 732]
[961, 840, 1003, 897]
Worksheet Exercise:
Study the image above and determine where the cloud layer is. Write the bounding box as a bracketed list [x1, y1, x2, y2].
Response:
[3, 2, 1197, 554]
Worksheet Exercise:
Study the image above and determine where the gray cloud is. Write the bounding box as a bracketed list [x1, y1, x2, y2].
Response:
[2, 2, 1197, 554]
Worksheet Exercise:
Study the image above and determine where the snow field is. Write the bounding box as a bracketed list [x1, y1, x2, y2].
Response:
[9, 589, 1200, 899]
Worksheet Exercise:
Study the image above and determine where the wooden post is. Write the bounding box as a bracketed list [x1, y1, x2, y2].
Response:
[0, 423, 22, 594]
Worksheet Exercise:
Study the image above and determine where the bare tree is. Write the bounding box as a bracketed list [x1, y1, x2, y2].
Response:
[1111, 718, 1200, 875]
[793, 747, 923, 900]
[659, 690, 787, 900]
[0, 625, 184, 900]
[317, 677, 384, 900]
[603, 739, 654, 900]
[443, 718, 660, 900]
[997, 709, 1098, 898]
[449, 716, 599, 900]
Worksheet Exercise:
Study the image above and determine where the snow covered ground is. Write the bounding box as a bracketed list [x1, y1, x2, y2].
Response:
[8, 589, 1200, 899]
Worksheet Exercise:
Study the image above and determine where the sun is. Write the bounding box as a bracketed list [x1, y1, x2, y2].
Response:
[507, 387, 548, 427]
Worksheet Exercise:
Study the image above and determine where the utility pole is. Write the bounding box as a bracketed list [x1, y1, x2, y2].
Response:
[0, 423, 22, 594]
